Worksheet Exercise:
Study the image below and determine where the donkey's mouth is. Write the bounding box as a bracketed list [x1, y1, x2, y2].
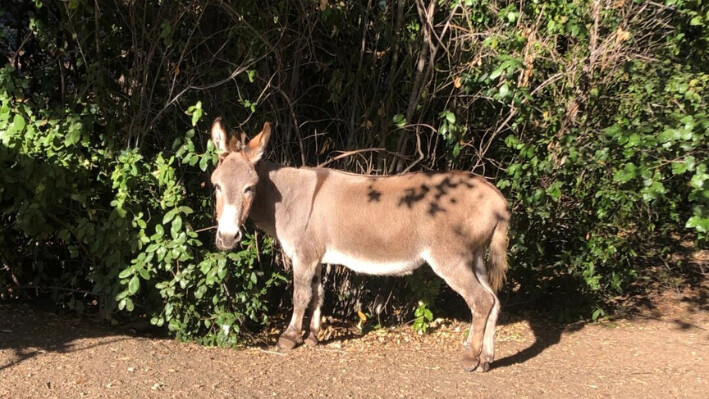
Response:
[216, 230, 242, 250]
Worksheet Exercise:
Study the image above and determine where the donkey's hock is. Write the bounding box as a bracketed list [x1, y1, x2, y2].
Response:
[209, 118, 510, 372]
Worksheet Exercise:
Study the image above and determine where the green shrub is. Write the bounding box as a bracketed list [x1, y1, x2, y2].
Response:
[1, 0, 705, 342]
[0, 64, 286, 345]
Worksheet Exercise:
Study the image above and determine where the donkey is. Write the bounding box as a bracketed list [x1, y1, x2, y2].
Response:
[209, 118, 510, 372]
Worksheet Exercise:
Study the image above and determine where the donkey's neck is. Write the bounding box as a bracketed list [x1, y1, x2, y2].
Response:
[248, 160, 292, 237]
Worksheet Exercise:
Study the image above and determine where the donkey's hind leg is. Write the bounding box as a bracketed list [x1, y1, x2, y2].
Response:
[474, 250, 501, 371]
[305, 264, 324, 347]
[278, 257, 319, 350]
[428, 254, 495, 372]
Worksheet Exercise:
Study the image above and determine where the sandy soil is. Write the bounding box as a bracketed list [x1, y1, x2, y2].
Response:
[1, 290, 708, 399]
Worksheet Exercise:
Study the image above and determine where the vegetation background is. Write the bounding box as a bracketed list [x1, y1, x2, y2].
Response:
[0, 0, 706, 345]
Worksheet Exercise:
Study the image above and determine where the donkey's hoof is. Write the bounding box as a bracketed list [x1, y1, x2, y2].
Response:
[462, 354, 480, 372]
[277, 335, 299, 350]
[304, 334, 319, 348]
[475, 361, 491, 373]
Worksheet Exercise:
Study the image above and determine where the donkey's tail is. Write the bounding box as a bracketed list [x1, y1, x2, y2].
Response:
[487, 210, 510, 293]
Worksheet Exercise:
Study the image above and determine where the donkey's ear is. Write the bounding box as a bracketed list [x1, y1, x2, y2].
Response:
[244, 122, 272, 163]
[211, 117, 227, 152]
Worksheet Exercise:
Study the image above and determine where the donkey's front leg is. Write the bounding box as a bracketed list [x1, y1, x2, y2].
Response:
[278, 258, 318, 350]
[305, 264, 324, 347]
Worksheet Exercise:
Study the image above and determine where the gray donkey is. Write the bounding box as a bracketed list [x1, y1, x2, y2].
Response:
[209, 118, 510, 372]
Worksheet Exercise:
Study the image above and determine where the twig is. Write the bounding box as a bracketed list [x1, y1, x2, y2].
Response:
[194, 225, 217, 233]
[149, 56, 265, 131]
[258, 348, 287, 356]
[401, 131, 424, 174]
[318, 148, 385, 168]
[7, 285, 97, 296]
[317, 347, 347, 354]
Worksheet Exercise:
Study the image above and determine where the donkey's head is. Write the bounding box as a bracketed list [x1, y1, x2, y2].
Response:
[210, 117, 271, 250]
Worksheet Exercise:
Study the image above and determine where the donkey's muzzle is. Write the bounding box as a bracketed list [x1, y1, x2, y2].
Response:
[216, 229, 242, 250]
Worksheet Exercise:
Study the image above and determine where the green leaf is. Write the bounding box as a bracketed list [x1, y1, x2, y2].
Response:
[499, 83, 509, 98]
[671, 161, 687, 175]
[613, 163, 637, 183]
[686, 216, 708, 233]
[172, 215, 183, 232]
[658, 128, 678, 143]
[191, 108, 202, 127]
[546, 181, 562, 201]
[118, 268, 133, 279]
[12, 114, 26, 132]
[392, 114, 406, 129]
[65, 122, 82, 146]
[626, 133, 641, 148]
[200, 261, 212, 275]
[160, 21, 172, 39]
[138, 269, 150, 280]
[592, 308, 604, 321]
[128, 276, 140, 295]
[452, 142, 461, 158]
[163, 208, 178, 224]
[188, 101, 203, 126]
[641, 181, 666, 202]
[439, 123, 448, 136]
[690, 164, 707, 190]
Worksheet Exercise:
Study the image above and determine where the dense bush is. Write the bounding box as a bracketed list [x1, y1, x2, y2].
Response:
[1, 0, 705, 343]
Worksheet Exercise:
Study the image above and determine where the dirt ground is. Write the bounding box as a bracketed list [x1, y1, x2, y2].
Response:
[1, 289, 708, 399]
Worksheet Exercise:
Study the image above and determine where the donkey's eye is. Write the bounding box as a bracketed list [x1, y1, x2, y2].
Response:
[243, 185, 254, 195]
[214, 184, 222, 192]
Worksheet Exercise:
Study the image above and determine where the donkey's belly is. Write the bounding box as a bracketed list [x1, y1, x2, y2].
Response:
[321, 248, 426, 276]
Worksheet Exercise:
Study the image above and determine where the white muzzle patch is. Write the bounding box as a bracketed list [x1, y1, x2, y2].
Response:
[218, 204, 241, 238]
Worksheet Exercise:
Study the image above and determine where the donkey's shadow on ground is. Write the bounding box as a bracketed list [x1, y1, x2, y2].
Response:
[491, 315, 583, 370]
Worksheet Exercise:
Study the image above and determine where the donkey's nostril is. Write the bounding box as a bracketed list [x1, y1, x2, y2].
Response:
[216, 230, 240, 250]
